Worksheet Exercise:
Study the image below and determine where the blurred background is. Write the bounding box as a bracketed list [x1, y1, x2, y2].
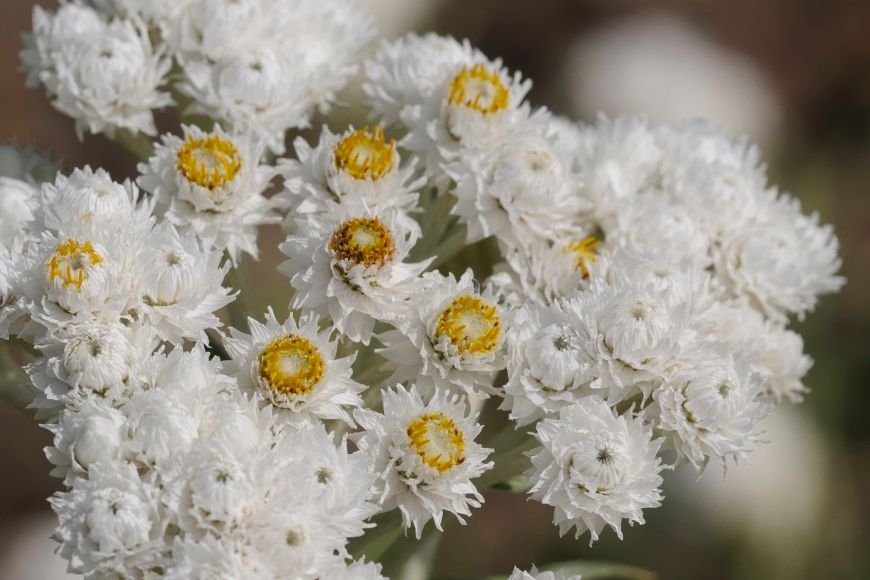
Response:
[1, 0, 869, 579]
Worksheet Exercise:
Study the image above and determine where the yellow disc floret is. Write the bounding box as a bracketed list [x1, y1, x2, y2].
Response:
[406, 412, 466, 474]
[448, 64, 510, 115]
[176, 132, 242, 191]
[565, 236, 600, 279]
[328, 217, 397, 268]
[333, 127, 396, 181]
[47, 238, 103, 291]
[434, 294, 501, 355]
[257, 335, 326, 397]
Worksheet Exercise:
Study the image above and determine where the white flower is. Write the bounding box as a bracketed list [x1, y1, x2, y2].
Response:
[509, 566, 582, 580]
[0, 177, 38, 246]
[137, 124, 278, 262]
[135, 223, 236, 342]
[224, 308, 365, 423]
[90, 0, 194, 30]
[46, 399, 128, 483]
[22, 3, 171, 137]
[50, 461, 164, 577]
[171, 0, 375, 154]
[450, 113, 589, 251]
[528, 398, 664, 543]
[353, 385, 493, 538]
[321, 557, 388, 580]
[502, 301, 599, 426]
[650, 349, 771, 469]
[378, 270, 507, 397]
[712, 192, 843, 321]
[280, 201, 429, 344]
[278, 125, 424, 226]
[165, 535, 261, 580]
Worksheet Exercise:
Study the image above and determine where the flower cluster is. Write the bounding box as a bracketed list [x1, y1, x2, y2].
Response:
[1, 8, 845, 580]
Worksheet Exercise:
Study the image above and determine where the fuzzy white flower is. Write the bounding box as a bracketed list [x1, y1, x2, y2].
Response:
[224, 308, 365, 423]
[650, 350, 771, 469]
[502, 301, 599, 426]
[135, 223, 236, 342]
[508, 566, 582, 580]
[138, 124, 278, 262]
[528, 398, 664, 543]
[165, 535, 260, 580]
[90, 0, 194, 30]
[450, 113, 589, 251]
[280, 201, 429, 344]
[378, 270, 507, 397]
[171, 0, 375, 153]
[22, 3, 171, 137]
[321, 558, 388, 580]
[0, 177, 38, 246]
[712, 192, 843, 321]
[278, 125, 424, 225]
[354, 385, 493, 537]
[46, 399, 128, 483]
[50, 461, 164, 577]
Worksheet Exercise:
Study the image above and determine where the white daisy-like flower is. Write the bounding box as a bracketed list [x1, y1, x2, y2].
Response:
[353, 385, 493, 538]
[171, 0, 375, 154]
[90, 0, 194, 30]
[280, 201, 429, 344]
[224, 308, 365, 423]
[21, 3, 171, 137]
[134, 223, 236, 343]
[49, 461, 165, 578]
[377, 269, 507, 397]
[45, 399, 128, 483]
[0, 177, 38, 246]
[137, 124, 278, 262]
[501, 301, 599, 426]
[508, 566, 582, 580]
[650, 350, 771, 469]
[278, 125, 424, 226]
[165, 535, 261, 580]
[450, 113, 589, 251]
[528, 398, 664, 544]
[712, 191, 843, 321]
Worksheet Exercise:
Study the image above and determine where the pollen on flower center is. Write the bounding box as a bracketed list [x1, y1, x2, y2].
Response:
[328, 217, 397, 268]
[448, 64, 510, 115]
[257, 335, 326, 397]
[406, 412, 465, 474]
[333, 127, 396, 181]
[565, 236, 600, 279]
[434, 294, 501, 355]
[176, 133, 242, 191]
[47, 238, 103, 291]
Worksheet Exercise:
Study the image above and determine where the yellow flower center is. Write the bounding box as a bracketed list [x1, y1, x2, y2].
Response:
[406, 412, 465, 474]
[565, 236, 600, 278]
[448, 64, 510, 115]
[47, 238, 103, 291]
[434, 294, 501, 355]
[333, 127, 396, 181]
[257, 335, 325, 397]
[328, 217, 396, 268]
[176, 133, 242, 191]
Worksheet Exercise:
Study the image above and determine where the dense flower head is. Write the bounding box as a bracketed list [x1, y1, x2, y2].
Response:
[3, 15, 847, 578]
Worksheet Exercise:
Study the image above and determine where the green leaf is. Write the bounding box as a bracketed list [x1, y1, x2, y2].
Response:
[542, 559, 657, 580]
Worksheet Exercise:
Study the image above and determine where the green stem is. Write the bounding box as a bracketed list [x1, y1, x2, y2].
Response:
[225, 254, 253, 332]
[112, 129, 154, 163]
[0, 344, 33, 417]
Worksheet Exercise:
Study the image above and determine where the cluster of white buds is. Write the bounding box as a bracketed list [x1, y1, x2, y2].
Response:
[0, 3, 844, 579]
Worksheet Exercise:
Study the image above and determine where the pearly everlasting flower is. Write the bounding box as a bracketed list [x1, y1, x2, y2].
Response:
[378, 269, 507, 397]
[50, 462, 165, 577]
[0, 177, 38, 246]
[280, 201, 429, 344]
[164, 535, 260, 580]
[138, 124, 278, 262]
[365, 33, 532, 181]
[46, 399, 128, 483]
[650, 350, 771, 469]
[508, 566, 582, 580]
[321, 558, 388, 580]
[501, 301, 599, 426]
[354, 385, 493, 537]
[224, 308, 366, 423]
[21, 2, 171, 137]
[134, 223, 236, 342]
[278, 125, 424, 225]
[170, 0, 376, 154]
[712, 192, 843, 321]
[449, 113, 589, 251]
[90, 0, 194, 30]
[528, 398, 664, 543]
